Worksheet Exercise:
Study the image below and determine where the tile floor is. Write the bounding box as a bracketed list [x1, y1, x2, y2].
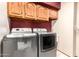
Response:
[57, 50, 68, 57]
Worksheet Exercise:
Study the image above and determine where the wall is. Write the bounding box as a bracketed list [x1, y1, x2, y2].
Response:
[0, 2, 10, 42]
[76, 2, 79, 57]
[0, 2, 10, 56]
[52, 3, 75, 56]
[10, 17, 51, 32]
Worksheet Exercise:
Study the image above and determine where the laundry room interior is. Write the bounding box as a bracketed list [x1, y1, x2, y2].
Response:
[0, 2, 79, 57]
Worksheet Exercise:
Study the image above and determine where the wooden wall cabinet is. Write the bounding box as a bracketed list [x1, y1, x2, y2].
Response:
[49, 9, 58, 20]
[41, 2, 61, 10]
[36, 5, 49, 21]
[24, 3, 36, 20]
[8, 2, 23, 18]
[8, 2, 59, 21]
[8, 2, 36, 20]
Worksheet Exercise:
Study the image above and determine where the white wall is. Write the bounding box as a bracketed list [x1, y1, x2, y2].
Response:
[0, 2, 10, 42]
[52, 3, 75, 56]
[76, 3, 79, 57]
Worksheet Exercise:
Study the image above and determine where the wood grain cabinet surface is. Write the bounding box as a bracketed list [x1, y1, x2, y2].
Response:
[36, 5, 49, 21]
[24, 3, 36, 20]
[49, 9, 58, 20]
[8, 2, 58, 21]
[8, 2, 23, 18]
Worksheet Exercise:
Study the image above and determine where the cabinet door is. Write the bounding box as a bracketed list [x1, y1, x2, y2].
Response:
[24, 3, 36, 20]
[8, 2, 23, 18]
[49, 9, 58, 20]
[36, 5, 49, 21]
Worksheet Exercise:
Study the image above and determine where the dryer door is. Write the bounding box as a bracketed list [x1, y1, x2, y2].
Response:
[40, 33, 57, 52]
